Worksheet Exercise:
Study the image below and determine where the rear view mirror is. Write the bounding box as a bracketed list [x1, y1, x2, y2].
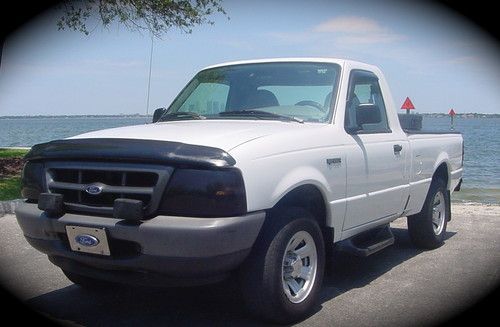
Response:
[152, 108, 167, 123]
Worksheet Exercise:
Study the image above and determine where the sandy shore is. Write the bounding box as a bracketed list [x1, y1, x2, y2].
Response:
[390, 203, 499, 227]
[452, 203, 500, 216]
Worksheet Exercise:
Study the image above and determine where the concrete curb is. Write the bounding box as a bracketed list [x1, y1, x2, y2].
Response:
[0, 147, 31, 150]
[0, 199, 24, 217]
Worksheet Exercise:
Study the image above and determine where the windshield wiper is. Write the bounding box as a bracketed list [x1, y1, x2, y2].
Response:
[159, 112, 206, 121]
[220, 110, 304, 123]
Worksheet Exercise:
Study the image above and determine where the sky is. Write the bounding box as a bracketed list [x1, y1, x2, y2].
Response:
[0, 0, 499, 116]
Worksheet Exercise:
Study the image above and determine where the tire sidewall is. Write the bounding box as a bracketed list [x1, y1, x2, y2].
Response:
[424, 181, 449, 242]
[263, 213, 325, 321]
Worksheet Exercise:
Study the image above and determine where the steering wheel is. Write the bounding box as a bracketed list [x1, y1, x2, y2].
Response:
[295, 100, 326, 112]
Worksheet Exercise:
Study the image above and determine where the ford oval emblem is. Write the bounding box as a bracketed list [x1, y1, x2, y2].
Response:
[85, 184, 103, 195]
[75, 234, 100, 247]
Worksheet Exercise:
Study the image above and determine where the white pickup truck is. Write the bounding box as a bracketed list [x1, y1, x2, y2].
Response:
[16, 58, 463, 323]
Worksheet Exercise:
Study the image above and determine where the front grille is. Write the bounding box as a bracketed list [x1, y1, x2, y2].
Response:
[45, 162, 172, 217]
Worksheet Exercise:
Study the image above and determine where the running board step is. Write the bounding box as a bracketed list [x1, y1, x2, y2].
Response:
[337, 225, 395, 257]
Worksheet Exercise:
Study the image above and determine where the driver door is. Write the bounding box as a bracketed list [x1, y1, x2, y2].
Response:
[343, 70, 408, 231]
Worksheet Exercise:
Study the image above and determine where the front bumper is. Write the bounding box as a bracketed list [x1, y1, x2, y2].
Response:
[15, 203, 265, 286]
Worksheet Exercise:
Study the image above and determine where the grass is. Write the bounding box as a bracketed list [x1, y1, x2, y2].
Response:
[0, 176, 22, 201]
[0, 148, 29, 158]
[0, 148, 28, 200]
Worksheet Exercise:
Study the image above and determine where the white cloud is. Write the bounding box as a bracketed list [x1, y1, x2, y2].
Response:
[314, 16, 385, 34]
[444, 56, 480, 65]
[337, 34, 403, 45]
[268, 16, 404, 47]
[313, 16, 404, 45]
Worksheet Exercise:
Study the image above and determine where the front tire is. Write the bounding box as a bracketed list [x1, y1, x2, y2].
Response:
[408, 179, 450, 249]
[239, 208, 325, 324]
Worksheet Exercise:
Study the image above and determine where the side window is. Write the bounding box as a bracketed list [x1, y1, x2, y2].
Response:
[345, 71, 390, 133]
[179, 83, 229, 115]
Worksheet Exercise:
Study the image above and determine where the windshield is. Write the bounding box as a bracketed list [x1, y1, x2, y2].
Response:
[161, 62, 340, 123]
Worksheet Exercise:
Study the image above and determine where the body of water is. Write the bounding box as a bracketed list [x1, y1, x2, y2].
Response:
[0, 116, 498, 204]
[422, 117, 499, 205]
[0, 117, 151, 147]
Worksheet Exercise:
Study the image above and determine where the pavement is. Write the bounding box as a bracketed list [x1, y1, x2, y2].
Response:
[0, 205, 498, 326]
[0, 199, 24, 217]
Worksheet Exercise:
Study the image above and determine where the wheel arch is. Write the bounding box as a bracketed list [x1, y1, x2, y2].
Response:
[431, 161, 452, 222]
[270, 183, 334, 249]
[273, 184, 328, 225]
[432, 160, 450, 190]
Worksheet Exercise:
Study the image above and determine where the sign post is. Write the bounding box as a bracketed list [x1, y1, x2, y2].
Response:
[449, 109, 456, 130]
[401, 97, 415, 114]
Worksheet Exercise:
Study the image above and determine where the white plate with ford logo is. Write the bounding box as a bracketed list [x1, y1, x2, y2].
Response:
[66, 226, 111, 256]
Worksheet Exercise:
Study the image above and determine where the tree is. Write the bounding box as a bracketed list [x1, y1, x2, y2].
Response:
[56, 0, 227, 37]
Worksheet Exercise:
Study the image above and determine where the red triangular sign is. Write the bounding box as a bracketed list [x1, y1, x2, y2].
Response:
[449, 109, 456, 116]
[401, 97, 415, 110]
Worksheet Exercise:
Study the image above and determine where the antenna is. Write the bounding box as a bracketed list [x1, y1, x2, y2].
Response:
[145, 36, 154, 115]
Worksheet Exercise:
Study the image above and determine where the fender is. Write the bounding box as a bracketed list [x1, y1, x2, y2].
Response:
[268, 165, 345, 240]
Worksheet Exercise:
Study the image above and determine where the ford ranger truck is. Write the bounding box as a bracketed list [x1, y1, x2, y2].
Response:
[16, 58, 463, 324]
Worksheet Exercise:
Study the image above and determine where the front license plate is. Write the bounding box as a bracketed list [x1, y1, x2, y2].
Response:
[66, 226, 111, 256]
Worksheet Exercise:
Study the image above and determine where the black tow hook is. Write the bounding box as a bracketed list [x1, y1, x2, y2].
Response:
[38, 193, 64, 217]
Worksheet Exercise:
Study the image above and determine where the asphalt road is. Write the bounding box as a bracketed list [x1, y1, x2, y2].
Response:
[0, 205, 498, 326]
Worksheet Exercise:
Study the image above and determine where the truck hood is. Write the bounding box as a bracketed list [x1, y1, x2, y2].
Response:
[70, 120, 321, 152]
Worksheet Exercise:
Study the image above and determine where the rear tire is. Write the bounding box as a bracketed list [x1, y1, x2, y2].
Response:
[408, 179, 450, 249]
[239, 208, 325, 324]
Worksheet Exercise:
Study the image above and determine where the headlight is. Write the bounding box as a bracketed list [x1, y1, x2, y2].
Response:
[159, 168, 246, 217]
[21, 162, 44, 201]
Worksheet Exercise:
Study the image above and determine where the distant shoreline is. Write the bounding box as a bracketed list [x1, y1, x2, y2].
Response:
[0, 113, 499, 119]
[420, 113, 500, 118]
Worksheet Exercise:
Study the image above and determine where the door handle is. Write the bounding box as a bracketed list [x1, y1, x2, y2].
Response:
[393, 144, 403, 153]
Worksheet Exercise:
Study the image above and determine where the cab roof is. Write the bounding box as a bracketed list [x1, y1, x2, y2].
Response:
[202, 57, 378, 72]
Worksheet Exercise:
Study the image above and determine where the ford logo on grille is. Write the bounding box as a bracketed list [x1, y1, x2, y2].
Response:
[75, 234, 100, 247]
[85, 184, 103, 195]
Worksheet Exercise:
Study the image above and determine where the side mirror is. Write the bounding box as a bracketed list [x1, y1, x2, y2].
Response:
[152, 108, 167, 123]
[345, 125, 361, 134]
[356, 103, 381, 125]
